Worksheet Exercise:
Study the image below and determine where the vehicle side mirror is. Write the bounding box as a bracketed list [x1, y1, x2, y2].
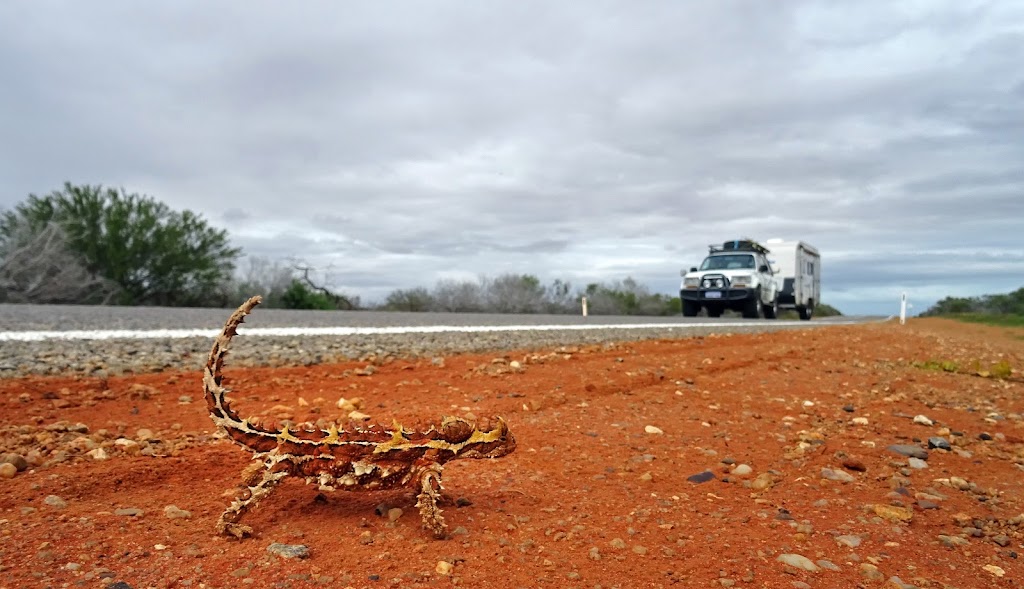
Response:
[690, 267, 697, 272]
[759, 265, 769, 273]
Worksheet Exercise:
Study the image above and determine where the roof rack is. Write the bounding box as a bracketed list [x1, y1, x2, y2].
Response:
[708, 239, 771, 255]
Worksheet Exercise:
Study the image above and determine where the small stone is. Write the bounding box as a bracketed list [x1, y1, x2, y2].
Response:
[851, 417, 869, 425]
[821, 468, 855, 483]
[907, 457, 928, 469]
[588, 547, 601, 560]
[949, 476, 971, 490]
[267, 543, 310, 559]
[841, 458, 867, 472]
[687, 470, 715, 484]
[887, 444, 928, 460]
[387, 508, 403, 522]
[639, 471, 653, 482]
[836, 535, 862, 548]
[136, 428, 155, 441]
[43, 495, 67, 509]
[983, 564, 1005, 577]
[0, 463, 16, 479]
[927, 437, 951, 450]
[776, 553, 818, 571]
[163, 505, 192, 519]
[1, 453, 28, 471]
[816, 560, 840, 571]
[348, 410, 371, 421]
[938, 534, 969, 548]
[115, 508, 143, 517]
[644, 425, 664, 435]
[358, 531, 373, 545]
[87, 447, 109, 461]
[731, 464, 752, 476]
[842, 405, 855, 412]
[873, 504, 913, 522]
[751, 473, 775, 490]
[993, 535, 1011, 547]
[632, 545, 648, 555]
[913, 415, 933, 426]
[979, 432, 993, 441]
[435, 561, 453, 575]
[609, 538, 627, 549]
[860, 563, 884, 581]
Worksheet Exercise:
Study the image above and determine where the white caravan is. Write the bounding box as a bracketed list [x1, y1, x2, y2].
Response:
[764, 239, 820, 320]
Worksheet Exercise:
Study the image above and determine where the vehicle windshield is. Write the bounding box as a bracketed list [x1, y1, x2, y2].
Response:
[699, 254, 755, 271]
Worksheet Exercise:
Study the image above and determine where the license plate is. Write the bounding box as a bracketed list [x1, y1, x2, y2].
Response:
[705, 291, 722, 299]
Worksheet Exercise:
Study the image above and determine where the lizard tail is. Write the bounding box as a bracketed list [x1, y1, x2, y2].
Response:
[204, 295, 262, 433]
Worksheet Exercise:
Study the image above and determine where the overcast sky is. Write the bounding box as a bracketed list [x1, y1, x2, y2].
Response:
[2, 1, 1022, 315]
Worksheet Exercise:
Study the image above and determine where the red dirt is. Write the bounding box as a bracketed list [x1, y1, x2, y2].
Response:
[1, 319, 1023, 588]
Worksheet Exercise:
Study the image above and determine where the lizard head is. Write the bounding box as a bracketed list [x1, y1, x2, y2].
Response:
[439, 416, 516, 459]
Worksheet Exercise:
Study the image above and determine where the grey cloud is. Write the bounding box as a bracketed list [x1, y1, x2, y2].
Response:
[1, 1, 1022, 316]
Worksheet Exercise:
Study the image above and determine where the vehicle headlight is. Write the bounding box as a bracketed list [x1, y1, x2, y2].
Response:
[731, 274, 751, 287]
[683, 277, 699, 288]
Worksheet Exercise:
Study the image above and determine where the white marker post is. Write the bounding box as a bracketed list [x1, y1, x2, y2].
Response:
[581, 296, 588, 317]
[900, 292, 907, 325]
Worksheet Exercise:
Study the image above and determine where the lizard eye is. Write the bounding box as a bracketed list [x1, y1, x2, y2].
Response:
[440, 417, 475, 443]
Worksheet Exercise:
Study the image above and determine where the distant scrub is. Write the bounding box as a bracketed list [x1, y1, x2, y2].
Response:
[922, 286, 1024, 322]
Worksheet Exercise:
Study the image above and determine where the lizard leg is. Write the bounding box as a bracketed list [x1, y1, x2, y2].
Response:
[415, 464, 448, 539]
[217, 460, 288, 539]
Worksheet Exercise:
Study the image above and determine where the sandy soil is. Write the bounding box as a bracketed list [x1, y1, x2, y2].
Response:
[1, 319, 1022, 589]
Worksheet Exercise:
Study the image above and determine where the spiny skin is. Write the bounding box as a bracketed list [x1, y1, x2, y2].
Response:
[203, 295, 516, 539]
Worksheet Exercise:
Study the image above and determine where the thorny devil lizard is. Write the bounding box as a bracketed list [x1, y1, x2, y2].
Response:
[204, 295, 517, 539]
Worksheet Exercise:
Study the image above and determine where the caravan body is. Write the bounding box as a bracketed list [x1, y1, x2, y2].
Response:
[765, 239, 820, 320]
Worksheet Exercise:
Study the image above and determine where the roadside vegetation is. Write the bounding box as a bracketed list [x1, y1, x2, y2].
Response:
[921, 287, 1024, 327]
[2, 183, 843, 316]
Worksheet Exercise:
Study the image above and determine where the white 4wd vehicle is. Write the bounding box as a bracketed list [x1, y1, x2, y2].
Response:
[680, 240, 779, 319]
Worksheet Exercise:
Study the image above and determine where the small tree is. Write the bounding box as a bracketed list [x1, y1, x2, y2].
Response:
[383, 287, 434, 311]
[280, 279, 337, 310]
[0, 183, 240, 306]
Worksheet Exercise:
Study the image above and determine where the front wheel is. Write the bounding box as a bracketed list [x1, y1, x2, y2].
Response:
[763, 294, 778, 319]
[742, 290, 763, 319]
[682, 300, 700, 317]
[797, 304, 813, 321]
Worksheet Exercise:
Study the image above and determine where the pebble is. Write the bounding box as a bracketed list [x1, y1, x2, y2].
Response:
[938, 535, 969, 547]
[860, 563, 884, 581]
[163, 505, 192, 519]
[907, 457, 928, 469]
[776, 553, 818, 571]
[267, 543, 310, 559]
[887, 445, 928, 460]
[609, 538, 627, 549]
[927, 437, 951, 450]
[821, 468, 855, 483]
[435, 561, 453, 575]
[731, 464, 752, 476]
[43, 495, 67, 509]
[873, 504, 913, 522]
[835, 535, 862, 548]
[0, 463, 16, 479]
[851, 417, 869, 425]
[913, 415, 933, 426]
[1, 453, 28, 471]
[115, 508, 143, 517]
[644, 425, 663, 435]
[687, 471, 715, 484]
[387, 508, 403, 522]
[816, 560, 840, 571]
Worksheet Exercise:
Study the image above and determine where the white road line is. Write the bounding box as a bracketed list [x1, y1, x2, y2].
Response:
[0, 320, 855, 342]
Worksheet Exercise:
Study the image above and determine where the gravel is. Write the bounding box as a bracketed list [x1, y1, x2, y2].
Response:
[0, 305, 840, 378]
